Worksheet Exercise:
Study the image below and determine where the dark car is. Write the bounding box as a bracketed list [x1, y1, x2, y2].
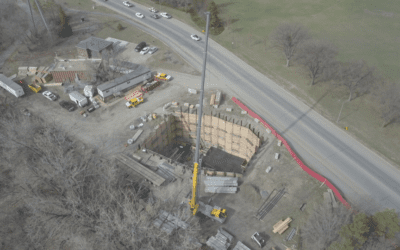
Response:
[150, 14, 160, 19]
[87, 106, 95, 113]
[135, 42, 146, 52]
[59, 101, 76, 112]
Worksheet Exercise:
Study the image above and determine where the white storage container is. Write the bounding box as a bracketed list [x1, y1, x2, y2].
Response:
[69, 91, 88, 107]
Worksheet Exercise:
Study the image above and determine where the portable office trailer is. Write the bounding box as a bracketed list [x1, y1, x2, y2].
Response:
[0, 74, 25, 98]
[69, 91, 88, 107]
[97, 65, 152, 102]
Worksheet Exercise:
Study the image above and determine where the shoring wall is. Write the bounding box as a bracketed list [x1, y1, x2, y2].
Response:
[139, 111, 260, 163]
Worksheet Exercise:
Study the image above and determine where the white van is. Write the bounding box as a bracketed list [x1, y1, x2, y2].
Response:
[69, 91, 88, 107]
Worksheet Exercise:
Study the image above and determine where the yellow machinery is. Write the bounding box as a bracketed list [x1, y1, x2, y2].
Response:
[154, 73, 171, 81]
[28, 83, 41, 93]
[188, 162, 227, 219]
[189, 162, 200, 215]
[126, 96, 144, 109]
[211, 207, 227, 218]
[188, 12, 227, 220]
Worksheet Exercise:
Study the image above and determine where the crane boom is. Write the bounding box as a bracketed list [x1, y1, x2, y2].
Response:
[189, 12, 210, 216]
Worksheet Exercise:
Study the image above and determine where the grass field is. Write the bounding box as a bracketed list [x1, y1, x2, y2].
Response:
[56, 0, 400, 166]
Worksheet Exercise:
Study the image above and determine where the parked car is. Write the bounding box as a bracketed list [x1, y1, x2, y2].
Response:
[150, 14, 160, 19]
[135, 42, 146, 52]
[136, 12, 144, 18]
[191, 34, 201, 41]
[149, 7, 158, 13]
[122, 1, 133, 7]
[42, 90, 57, 101]
[140, 46, 150, 55]
[148, 47, 158, 54]
[87, 106, 95, 113]
[160, 12, 172, 19]
[59, 101, 76, 112]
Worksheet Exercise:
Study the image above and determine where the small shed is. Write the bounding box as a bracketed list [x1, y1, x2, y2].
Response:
[76, 36, 114, 59]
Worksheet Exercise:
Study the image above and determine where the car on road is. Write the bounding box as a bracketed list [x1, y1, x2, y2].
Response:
[122, 1, 133, 7]
[148, 47, 158, 54]
[150, 14, 160, 19]
[149, 7, 158, 13]
[160, 12, 172, 19]
[135, 41, 146, 52]
[42, 91, 57, 101]
[59, 101, 76, 112]
[136, 13, 144, 18]
[140, 46, 150, 55]
[191, 34, 201, 41]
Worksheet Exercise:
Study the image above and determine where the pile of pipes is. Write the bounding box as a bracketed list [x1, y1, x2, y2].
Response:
[204, 176, 238, 194]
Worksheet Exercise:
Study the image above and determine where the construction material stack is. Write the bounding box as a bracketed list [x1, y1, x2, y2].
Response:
[206, 228, 233, 250]
[204, 176, 238, 194]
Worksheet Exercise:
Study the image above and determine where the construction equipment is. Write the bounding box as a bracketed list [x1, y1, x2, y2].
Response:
[141, 80, 160, 93]
[211, 206, 227, 218]
[126, 96, 144, 108]
[188, 13, 228, 221]
[154, 73, 171, 81]
[28, 82, 41, 93]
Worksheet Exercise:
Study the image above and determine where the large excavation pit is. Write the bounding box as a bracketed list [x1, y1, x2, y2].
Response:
[201, 147, 244, 173]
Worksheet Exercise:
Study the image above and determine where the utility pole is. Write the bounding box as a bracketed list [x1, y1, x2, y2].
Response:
[34, 0, 53, 43]
[27, 0, 37, 35]
[189, 12, 211, 216]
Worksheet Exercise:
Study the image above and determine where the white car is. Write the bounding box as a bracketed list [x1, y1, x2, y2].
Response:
[160, 12, 172, 19]
[136, 13, 144, 18]
[148, 47, 158, 54]
[149, 7, 158, 13]
[42, 91, 57, 101]
[122, 1, 132, 7]
[191, 34, 201, 41]
[140, 46, 150, 55]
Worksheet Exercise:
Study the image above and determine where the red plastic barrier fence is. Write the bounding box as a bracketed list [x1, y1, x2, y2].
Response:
[232, 97, 351, 210]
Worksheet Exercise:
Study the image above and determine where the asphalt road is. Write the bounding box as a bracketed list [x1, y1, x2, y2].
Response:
[60, 0, 400, 213]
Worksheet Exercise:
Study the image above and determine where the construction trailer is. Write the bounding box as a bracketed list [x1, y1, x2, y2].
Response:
[0, 74, 25, 97]
[97, 65, 151, 102]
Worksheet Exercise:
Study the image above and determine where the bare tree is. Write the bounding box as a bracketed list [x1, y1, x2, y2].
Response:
[270, 23, 311, 67]
[335, 60, 376, 102]
[0, 103, 202, 250]
[0, 0, 30, 50]
[295, 39, 338, 86]
[373, 79, 400, 127]
[301, 202, 352, 249]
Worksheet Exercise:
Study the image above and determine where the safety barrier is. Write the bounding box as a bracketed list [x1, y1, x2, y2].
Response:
[231, 97, 351, 210]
